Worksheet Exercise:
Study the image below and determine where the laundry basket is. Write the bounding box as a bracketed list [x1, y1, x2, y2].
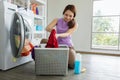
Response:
[34, 45, 69, 76]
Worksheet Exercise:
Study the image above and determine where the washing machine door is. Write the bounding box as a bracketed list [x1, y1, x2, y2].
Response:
[10, 12, 25, 57]
[22, 17, 32, 42]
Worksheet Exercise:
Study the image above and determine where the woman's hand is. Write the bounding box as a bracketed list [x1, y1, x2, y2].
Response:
[56, 34, 59, 38]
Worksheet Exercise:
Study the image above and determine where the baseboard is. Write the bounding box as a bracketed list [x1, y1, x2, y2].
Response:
[76, 51, 120, 56]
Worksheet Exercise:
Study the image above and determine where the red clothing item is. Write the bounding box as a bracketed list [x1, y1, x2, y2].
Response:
[21, 39, 34, 56]
[46, 29, 58, 48]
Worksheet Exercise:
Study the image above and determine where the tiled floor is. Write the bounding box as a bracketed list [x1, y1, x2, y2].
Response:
[0, 54, 120, 80]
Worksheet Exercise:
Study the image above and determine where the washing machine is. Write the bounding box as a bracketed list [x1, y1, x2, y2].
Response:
[0, 1, 34, 70]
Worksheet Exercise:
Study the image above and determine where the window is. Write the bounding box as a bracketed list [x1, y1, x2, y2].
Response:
[92, 0, 120, 50]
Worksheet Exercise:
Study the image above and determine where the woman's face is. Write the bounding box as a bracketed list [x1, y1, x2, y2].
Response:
[63, 10, 74, 22]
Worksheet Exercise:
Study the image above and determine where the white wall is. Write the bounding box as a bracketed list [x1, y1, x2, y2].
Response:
[47, 0, 120, 54]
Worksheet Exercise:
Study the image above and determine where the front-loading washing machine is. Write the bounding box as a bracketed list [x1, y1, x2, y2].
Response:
[0, 1, 34, 70]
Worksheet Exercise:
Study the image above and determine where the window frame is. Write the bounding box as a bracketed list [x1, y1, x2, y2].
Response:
[91, 0, 120, 51]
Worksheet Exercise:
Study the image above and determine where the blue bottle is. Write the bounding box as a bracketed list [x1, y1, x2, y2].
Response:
[74, 53, 82, 74]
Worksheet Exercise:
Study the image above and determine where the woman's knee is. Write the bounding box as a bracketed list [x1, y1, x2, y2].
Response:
[40, 38, 48, 44]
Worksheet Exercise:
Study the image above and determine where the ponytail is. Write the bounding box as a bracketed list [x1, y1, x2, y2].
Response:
[68, 19, 75, 29]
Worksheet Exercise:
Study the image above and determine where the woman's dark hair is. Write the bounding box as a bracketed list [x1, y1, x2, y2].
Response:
[63, 4, 76, 29]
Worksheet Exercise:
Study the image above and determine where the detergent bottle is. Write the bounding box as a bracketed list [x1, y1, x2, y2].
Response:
[74, 53, 82, 74]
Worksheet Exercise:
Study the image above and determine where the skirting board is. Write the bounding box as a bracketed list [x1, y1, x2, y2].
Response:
[76, 51, 120, 56]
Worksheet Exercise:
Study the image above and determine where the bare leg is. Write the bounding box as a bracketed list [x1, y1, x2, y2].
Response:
[68, 48, 86, 72]
[68, 47, 76, 69]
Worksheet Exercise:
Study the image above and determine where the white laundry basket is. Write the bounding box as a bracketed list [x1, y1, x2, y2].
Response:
[34, 45, 69, 76]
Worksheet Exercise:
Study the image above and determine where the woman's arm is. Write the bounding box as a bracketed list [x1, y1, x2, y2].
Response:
[57, 23, 78, 38]
[46, 18, 58, 32]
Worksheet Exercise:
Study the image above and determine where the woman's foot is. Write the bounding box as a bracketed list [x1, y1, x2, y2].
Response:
[68, 64, 74, 69]
[68, 64, 86, 73]
[81, 67, 86, 73]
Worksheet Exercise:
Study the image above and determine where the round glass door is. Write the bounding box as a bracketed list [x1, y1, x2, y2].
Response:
[10, 12, 25, 57]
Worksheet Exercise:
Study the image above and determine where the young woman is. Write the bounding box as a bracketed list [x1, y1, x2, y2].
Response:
[46, 4, 77, 69]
